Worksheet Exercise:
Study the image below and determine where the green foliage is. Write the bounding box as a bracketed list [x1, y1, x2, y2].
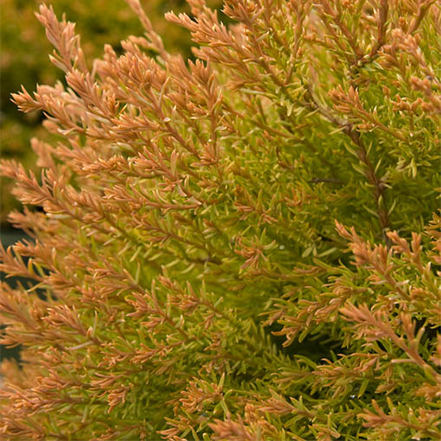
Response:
[0, 1, 440, 440]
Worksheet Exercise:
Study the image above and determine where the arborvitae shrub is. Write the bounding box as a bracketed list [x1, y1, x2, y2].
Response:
[1, 1, 440, 440]
[0, 0, 221, 220]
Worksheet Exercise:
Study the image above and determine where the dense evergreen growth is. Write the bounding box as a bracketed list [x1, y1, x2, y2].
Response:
[0, 0, 220, 219]
[1, 1, 440, 439]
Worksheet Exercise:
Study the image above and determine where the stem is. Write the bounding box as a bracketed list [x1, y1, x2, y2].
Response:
[303, 86, 391, 244]
[347, 129, 391, 245]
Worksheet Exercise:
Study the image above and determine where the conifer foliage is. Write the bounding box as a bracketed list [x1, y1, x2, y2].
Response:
[1, 0, 440, 439]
